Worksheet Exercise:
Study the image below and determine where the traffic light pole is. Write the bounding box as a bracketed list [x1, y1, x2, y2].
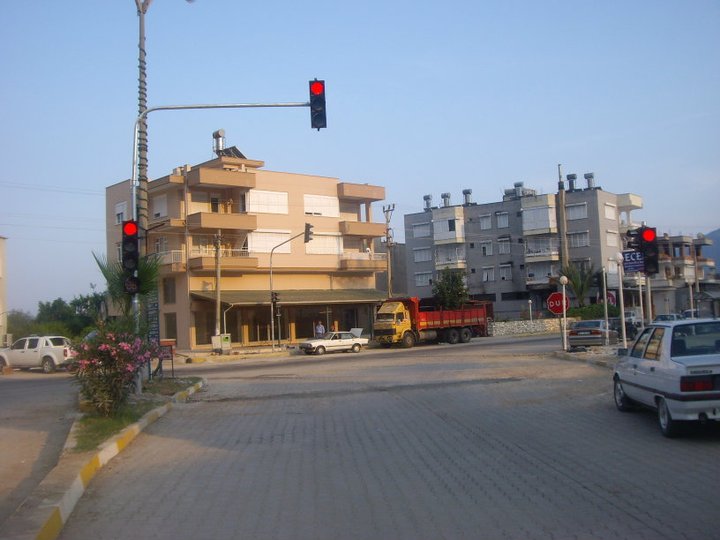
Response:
[269, 231, 306, 351]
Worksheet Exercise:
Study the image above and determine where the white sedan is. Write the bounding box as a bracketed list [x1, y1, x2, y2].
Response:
[613, 319, 720, 437]
[298, 331, 369, 355]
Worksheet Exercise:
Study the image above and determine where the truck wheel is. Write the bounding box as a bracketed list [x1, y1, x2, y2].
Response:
[401, 332, 416, 348]
[41, 357, 56, 374]
[446, 328, 460, 345]
[459, 328, 472, 343]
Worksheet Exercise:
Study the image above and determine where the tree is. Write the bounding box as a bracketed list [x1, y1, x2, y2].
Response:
[7, 310, 36, 340]
[432, 269, 469, 309]
[561, 264, 596, 308]
[93, 252, 160, 329]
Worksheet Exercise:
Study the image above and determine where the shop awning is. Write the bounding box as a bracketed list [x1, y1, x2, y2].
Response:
[191, 289, 387, 307]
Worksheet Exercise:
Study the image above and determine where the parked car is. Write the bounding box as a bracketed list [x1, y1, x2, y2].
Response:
[0, 335, 76, 373]
[613, 319, 720, 437]
[653, 313, 684, 322]
[567, 320, 618, 348]
[298, 330, 369, 355]
[609, 318, 638, 340]
[682, 309, 699, 319]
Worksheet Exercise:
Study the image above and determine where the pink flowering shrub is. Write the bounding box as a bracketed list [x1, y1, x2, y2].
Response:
[74, 332, 157, 416]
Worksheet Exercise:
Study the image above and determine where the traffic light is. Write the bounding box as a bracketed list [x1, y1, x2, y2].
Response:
[304, 222, 314, 243]
[123, 275, 141, 295]
[121, 220, 140, 272]
[638, 226, 659, 275]
[625, 228, 641, 250]
[309, 79, 326, 130]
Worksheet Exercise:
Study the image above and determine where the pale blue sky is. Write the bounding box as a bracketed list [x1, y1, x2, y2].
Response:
[1, 0, 718, 313]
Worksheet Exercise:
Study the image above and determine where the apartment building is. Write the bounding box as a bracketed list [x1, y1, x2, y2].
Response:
[106, 144, 387, 351]
[651, 233, 717, 316]
[404, 175, 644, 319]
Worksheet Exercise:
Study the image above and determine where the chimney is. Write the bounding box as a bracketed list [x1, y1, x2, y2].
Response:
[584, 172, 595, 189]
[514, 181, 524, 198]
[441, 192, 451, 207]
[566, 174, 577, 191]
[462, 188, 472, 205]
[212, 129, 226, 156]
[423, 194, 432, 211]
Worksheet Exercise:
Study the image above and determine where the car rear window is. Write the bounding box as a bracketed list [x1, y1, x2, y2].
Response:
[671, 323, 720, 357]
[48, 337, 67, 346]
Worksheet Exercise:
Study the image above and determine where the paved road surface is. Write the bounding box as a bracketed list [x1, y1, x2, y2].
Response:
[57, 348, 720, 540]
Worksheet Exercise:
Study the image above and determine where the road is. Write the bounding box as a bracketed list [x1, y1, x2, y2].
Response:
[0, 371, 76, 525]
[54, 338, 719, 540]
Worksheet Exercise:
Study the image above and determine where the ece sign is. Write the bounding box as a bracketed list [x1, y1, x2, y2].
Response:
[622, 250, 645, 273]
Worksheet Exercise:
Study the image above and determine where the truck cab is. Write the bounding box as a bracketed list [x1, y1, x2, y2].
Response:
[374, 300, 414, 347]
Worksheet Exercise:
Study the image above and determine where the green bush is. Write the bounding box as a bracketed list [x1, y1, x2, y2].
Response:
[567, 304, 619, 320]
[74, 331, 157, 416]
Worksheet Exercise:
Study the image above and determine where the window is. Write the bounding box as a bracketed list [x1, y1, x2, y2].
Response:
[152, 194, 168, 218]
[413, 247, 432, 263]
[568, 231, 590, 248]
[246, 190, 289, 214]
[606, 231, 618, 248]
[482, 267, 495, 282]
[522, 206, 556, 230]
[248, 231, 292, 253]
[412, 222, 431, 238]
[304, 194, 339, 217]
[414, 272, 432, 287]
[480, 241, 493, 256]
[163, 277, 176, 304]
[27, 337, 39, 349]
[448, 219, 456, 232]
[499, 265, 512, 281]
[164, 313, 177, 340]
[115, 201, 127, 224]
[306, 234, 343, 255]
[644, 328, 665, 360]
[604, 203, 616, 220]
[566, 203, 587, 220]
[496, 212, 509, 228]
[478, 214, 491, 230]
[154, 236, 168, 254]
[498, 238, 511, 254]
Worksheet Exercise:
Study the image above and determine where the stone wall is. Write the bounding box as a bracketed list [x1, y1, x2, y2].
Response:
[489, 318, 577, 337]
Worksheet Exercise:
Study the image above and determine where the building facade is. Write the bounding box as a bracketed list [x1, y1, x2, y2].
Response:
[106, 146, 388, 351]
[404, 176, 645, 319]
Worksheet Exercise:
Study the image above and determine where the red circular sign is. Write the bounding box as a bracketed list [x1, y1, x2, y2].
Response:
[547, 292, 569, 315]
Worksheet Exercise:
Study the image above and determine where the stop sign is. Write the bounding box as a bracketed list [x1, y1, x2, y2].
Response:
[547, 292, 569, 315]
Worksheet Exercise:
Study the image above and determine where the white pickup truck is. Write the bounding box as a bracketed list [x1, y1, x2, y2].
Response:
[298, 330, 369, 355]
[0, 335, 76, 373]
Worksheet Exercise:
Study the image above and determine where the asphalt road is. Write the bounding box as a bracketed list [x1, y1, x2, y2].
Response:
[51, 339, 719, 540]
[0, 370, 77, 526]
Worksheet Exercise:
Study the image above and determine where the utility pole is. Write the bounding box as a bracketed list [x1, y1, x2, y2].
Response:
[383, 204, 395, 299]
[214, 230, 222, 336]
[556, 164, 570, 271]
[134, 0, 152, 253]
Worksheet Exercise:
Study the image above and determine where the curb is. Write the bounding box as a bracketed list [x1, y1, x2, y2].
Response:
[553, 350, 618, 370]
[2, 378, 206, 540]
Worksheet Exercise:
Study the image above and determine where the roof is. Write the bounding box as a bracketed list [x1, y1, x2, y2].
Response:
[191, 289, 387, 306]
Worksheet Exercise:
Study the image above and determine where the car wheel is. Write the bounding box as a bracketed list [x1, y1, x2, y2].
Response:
[401, 332, 416, 348]
[446, 328, 460, 345]
[459, 328, 472, 343]
[41, 357, 56, 374]
[657, 398, 681, 438]
[613, 378, 634, 412]
[351, 343, 361, 353]
[0, 356, 7, 368]
[315, 346, 326, 356]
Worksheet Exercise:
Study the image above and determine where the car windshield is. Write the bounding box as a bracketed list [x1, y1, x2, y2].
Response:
[376, 313, 394, 321]
[670, 322, 720, 357]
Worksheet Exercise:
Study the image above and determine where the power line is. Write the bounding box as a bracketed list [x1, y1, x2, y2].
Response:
[0, 181, 103, 196]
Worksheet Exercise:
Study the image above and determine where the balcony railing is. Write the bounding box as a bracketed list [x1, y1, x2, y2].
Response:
[189, 246, 250, 258]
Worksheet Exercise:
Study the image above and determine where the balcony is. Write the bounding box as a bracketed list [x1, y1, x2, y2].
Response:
[339, 221, 386, 238]
[188, 247, 258, 272]
[524, 247, 560, 262]
[157, 250, 186, 273]
[339, 252, 387, 271]
[186, 212, 257, 232]
[435, 257, 467, 271]
[186, 167, 256, 189]
[337, 182, 385, 202]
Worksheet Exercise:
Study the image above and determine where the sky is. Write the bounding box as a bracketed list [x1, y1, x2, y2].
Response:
[1, 0, 718, 314]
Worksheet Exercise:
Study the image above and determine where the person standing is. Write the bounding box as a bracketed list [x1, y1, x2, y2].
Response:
[315, 320, 325, 337]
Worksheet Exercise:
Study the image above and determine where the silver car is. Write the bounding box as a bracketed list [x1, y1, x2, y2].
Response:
[567, 320, 618, 347]
[613, 319, 720, 437]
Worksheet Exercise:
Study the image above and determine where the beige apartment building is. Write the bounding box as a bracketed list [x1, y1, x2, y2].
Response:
[106, 146, 387, 351]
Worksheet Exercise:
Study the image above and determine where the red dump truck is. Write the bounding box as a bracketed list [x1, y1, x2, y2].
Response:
[373, 297, 494, 348]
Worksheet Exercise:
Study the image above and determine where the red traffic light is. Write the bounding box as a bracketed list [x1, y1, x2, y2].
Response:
[310, 80, 325, 95]
[122, 220, 139, 236]
[641, 228, 656, 242]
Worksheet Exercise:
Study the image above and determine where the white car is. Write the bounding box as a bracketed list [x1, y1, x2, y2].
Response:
[0, 335, 76, 373]
[298, 330, 369, 355]
[613, 319, 720, 437]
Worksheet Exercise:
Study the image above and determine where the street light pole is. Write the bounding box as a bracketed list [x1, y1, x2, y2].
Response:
[616, 252, 628, 348]
[560, 275, 568, 352]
